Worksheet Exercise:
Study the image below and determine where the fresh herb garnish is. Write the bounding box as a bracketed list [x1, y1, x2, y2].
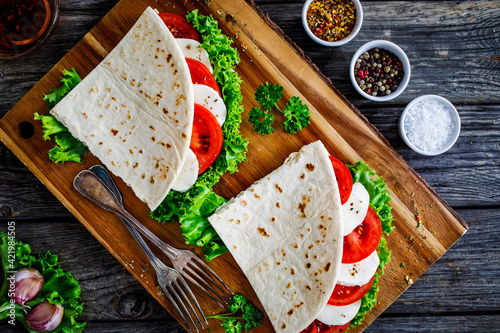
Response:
[347, 161, 394, 327]
[248, 107, 274, 135]
[207, 293, 264, 332]
[249, 82, 310, 135]
[36, 68, 88, 164]
[0, 232, 86, 332]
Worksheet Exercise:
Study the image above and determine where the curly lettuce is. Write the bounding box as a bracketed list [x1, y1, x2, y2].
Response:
[151, 11, 248, 261]
[0, 232, 86, 332]
[35, 68, 88, 164]
[347, 162, 394, 327]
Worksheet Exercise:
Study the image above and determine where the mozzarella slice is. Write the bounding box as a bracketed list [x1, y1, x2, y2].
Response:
[193, 84, 227, 125]
[176, 38, 213, 73]
[337, 251, 379, 287]
[172, 149, 199, 192]
[316, 300, 362, 326]
[342, 182, 370, 236]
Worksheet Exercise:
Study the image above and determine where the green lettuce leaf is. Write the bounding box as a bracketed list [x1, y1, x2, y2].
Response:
[35, 68, 88, 164]
[151, 11, 248, 261]
[0, 232, 86, 332]
[347, 162, 394, 327]
[43, 68, 82, 109]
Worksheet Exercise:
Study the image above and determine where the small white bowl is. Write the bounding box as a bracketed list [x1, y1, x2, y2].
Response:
[399, 95, 461, 156]
[349, 40, 411, 101]
[302, 0, 363, 47]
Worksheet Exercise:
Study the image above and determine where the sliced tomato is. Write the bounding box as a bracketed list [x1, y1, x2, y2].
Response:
[329, 156, 353, 205]
[186, 58, 221, 97]
[158, 13, 201, 41]
[328, 275, 375, 306]
[190, 103, 223, 174]
[342, 206, 382, 264]
[301, 320, 351, 333]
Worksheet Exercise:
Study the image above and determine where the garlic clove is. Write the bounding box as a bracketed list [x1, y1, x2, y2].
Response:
[13, 268, 44, 306]
[26, 302, 64, 332]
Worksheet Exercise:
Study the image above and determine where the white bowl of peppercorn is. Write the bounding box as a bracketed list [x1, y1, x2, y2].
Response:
[302, 0, 363, 47]
[350, 40, 411, 101]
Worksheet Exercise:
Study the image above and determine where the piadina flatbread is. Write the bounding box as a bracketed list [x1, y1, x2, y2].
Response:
[51, 7, 194, 210]
[208, 141, 344, 332]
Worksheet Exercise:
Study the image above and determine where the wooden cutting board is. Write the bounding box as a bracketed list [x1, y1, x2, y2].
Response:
[0, 0, 467, 332]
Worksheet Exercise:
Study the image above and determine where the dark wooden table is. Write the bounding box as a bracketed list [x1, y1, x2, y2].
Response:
[1, 0, 499, 332]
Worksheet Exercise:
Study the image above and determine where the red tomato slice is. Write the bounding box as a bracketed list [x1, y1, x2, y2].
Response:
[190, 104, 223, 174]
[301, 320, 351, 333]
[158, 13, 201, 41]
[342, 206, 382, 264]
[329, 156, 353, 205]
[328, 275, 375, 306]
[186, 58, 221, 97]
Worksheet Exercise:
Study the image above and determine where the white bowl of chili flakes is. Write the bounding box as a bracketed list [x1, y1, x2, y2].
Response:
[302, 0, 363, 47]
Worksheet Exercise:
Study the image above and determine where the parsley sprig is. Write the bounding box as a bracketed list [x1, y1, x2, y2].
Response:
[249, 82, 311, 135]
[207, 293, 264, 332]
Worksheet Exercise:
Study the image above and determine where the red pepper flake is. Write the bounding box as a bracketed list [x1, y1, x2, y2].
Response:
[306, 0, 357, 42]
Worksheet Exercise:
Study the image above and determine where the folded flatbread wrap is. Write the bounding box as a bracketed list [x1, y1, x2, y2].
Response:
[209, 141, 343, 332]
[51, 7, 194, 210]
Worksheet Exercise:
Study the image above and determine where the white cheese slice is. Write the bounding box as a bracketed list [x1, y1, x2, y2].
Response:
[171, 149, 199, 192]
[342, 182, 370, 236]
[176, 38, 213, 73]
[337, 251, 379, 287]
[193, 84, 227, 126]
[316, 300, 362, 326]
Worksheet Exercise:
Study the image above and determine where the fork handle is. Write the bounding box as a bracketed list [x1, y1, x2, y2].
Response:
[116, 208, 182, 261]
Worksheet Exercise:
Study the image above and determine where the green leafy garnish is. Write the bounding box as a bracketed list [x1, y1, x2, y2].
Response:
[283, 96, 310, 134]
[35, 68, 88, 164]
[207, 293, 264, 332]
[150, 10, 248, 261]
[248, 107, 274, 135]
[254, 82, 283, 111]
[249, 82, 310, 135]
[0, 232, 86, 332]
[347, 161, 394, 327]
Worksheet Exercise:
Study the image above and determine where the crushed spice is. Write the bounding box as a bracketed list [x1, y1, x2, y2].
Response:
[306, 0, 356, 42]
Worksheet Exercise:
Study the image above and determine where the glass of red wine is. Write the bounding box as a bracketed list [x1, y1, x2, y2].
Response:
[0, 0, 61, 58]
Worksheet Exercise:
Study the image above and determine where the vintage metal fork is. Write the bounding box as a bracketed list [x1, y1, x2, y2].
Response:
[88, 165, 206, 333]
[73, 168, 233, 308]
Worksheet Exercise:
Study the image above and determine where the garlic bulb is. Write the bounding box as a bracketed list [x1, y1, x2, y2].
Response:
[13, 268, 44, 306]
[26, 302, 64, 332]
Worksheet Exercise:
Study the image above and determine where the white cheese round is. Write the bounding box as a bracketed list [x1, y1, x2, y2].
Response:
[176, 38, 213, 73]
[342, 182, 370, 236]
[316, 300, 361, 326]
[337, 250, 379, 287]
[172, 149, 199, 192]
[193, 84, 227, 126]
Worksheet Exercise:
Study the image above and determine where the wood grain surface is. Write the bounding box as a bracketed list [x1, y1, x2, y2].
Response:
[1, 0, 499, 332]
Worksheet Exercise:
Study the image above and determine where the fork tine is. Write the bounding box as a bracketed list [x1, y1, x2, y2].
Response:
[192, 256, 234, 297]
[181, 266, 226, 307]
[177, 275, 208, 326]
[167, 281, 199, 333]
[162, 285, 196, 333]
[188, 261, 232, 302]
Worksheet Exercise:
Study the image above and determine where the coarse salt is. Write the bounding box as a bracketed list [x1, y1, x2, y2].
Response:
[404, 99, 455, 152]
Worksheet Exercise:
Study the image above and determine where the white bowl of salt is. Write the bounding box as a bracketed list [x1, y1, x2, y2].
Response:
[399, 95, 461, 156]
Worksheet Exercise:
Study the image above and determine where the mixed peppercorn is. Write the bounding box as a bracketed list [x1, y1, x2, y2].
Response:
[354, 48, 405, 97]
[306, 0, 356, 42]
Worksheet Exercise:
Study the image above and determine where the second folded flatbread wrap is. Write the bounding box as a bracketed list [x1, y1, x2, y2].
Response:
[209, 141, 344, 332]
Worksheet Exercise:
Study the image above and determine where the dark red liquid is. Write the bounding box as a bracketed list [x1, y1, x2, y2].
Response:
[0, 0, 52, 53]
